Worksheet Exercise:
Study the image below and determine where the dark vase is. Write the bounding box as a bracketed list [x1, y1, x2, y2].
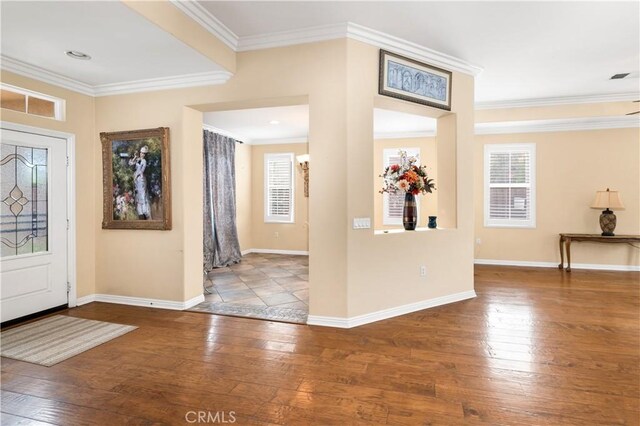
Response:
[403, 192, 418, 231]
[428, 216, 438, 229]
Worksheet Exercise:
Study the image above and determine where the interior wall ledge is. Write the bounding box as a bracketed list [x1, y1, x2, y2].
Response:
[1, 55, 233, 97]
[475, 115, 640, 135]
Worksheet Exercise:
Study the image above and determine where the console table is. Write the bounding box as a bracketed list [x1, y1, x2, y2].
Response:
[558, 233, 640, 272]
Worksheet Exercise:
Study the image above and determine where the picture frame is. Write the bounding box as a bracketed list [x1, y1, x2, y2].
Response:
[379, 49, 452, 111]
[100, 127, 171, 230]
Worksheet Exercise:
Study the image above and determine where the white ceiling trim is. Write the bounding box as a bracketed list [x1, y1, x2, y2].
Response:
[1, 55, 232, 97]
[476, 92, 640, 110]
[374, 131, 436, 140]
[93, 70, 233, 97]
[237, 22, 346, 51]
[236, 22, 483, 77]
[169, 0, 239, 50]
[475, 115, 640, 135]
[1, 55, 94, 96]
[346, 23, 483, 77]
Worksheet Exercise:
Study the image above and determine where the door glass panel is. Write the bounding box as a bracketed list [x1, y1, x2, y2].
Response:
[0, 143, 48, 257]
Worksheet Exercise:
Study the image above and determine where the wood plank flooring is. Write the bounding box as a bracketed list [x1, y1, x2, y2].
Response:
[1, 266, 638, 425]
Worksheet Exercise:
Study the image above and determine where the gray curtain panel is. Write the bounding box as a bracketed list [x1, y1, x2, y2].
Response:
[203, 130, 242, 270]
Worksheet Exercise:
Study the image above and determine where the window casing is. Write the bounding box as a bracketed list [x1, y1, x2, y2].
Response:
[383, 147, 420, 225]
[0, 84, 64, 121]
[264, 153, 294, 223]
[484, 143, 536, 228]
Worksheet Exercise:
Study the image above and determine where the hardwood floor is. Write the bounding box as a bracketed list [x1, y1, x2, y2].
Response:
[1, 266, 638, 425]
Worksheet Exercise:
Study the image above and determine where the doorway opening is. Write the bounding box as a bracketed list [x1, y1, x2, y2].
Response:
[187, 104, 310, 324]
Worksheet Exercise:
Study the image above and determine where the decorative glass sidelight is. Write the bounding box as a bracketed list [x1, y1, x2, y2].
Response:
[0, 143, 48, 257]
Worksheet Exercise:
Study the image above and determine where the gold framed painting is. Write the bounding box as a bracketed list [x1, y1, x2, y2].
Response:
[100, 127, 171, 230]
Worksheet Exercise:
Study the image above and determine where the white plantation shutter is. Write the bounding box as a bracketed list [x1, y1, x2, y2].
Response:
[383, 148, 420, 225]
[264, 153, 294, 223]
[484, 144, 536, 228]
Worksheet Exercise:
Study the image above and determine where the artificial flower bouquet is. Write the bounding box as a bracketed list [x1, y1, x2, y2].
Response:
[380, 150, 436, 196]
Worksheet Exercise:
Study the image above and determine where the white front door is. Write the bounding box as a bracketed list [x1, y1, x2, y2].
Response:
[1, 128, 68, 322]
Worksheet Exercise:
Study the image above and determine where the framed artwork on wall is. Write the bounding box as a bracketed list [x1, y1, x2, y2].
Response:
[100, 127, 171, 230]
[379, 49, 452, 111]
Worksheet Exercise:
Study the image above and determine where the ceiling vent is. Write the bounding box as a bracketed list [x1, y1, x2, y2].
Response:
[610, 73, 630, 80]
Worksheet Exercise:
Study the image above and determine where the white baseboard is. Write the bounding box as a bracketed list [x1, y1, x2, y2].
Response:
[75, 294, 204, 310]
[307, 290, 476, 328]
[76, 294, 96, 306]
[242, 248, 309, 256]
[474, 258, 640, 272]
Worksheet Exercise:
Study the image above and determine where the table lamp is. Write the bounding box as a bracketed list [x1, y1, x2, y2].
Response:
[591, 188, 625, 236]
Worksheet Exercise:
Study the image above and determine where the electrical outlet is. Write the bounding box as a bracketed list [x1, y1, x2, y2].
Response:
[420, 266, 426, 277]
[476, 238, 482, 245]
[274, 232, 279, 239]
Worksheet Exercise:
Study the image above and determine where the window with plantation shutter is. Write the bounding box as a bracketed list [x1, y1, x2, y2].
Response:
[383, 148, 420, 225]
[484, 143, 536, 228]
[264, 153, 294, 223]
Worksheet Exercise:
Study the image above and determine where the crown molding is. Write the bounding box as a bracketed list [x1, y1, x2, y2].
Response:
[374, 130, 436, 140]
[237, 22, 347, 52]
[169, 0, 238, 50]
[93, 70, 233, 97]
[476, 92, 640, 110]
[346, 23, 483, 77]
[1, 55, 94, 96]
[168, 2, 483, 76]
[237, 22, 483, 77]
[1, 55, 232, 97]
[475, 115, 640, 135]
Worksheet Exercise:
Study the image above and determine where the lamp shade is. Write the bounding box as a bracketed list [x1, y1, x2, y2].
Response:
[296, 154, 309, 164]
[591, 188, 625, 210]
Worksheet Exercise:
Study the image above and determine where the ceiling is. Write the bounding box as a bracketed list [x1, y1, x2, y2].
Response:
[203, 105, 436, 142]
[204, 105, 310, 144]
[201, 1, 640, 104]
[0, 1, 222, 86]
[1, 1, 637, 104]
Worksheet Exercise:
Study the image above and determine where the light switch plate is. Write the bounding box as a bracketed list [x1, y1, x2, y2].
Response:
[353, 217, 371, 229]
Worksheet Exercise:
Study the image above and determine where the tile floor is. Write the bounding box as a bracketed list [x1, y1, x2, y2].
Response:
[202, 253, 309, 311]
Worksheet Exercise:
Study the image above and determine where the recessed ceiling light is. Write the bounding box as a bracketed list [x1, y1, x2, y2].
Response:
[65, 50, 91, 60]
[269, 120, 280, 125]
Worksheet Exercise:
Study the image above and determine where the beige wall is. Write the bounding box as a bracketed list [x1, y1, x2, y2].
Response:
[235, 142, 253, 252]
[3, 31, 478, 319]
[344, 39, 475, 317]
[89, 40, 349, 316]
[250, 143, 309, 252]
[474, 127, 640, 267]
[373, 137, 438, 230]
[89, 37, 475, 318]
[0, 71, 97, 298]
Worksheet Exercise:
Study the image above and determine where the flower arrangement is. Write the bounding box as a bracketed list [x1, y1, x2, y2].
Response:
[380, 150, 436, 196]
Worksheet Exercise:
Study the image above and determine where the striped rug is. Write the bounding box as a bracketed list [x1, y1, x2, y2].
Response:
[0, 315, 137, 367]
